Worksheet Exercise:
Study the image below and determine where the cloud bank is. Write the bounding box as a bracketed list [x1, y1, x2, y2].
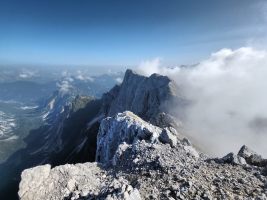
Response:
[137, 47, 267, 157]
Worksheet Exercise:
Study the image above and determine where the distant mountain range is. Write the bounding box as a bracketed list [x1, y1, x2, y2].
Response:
[0, 70, 124, 103]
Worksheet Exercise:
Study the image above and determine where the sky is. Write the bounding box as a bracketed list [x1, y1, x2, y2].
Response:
[0, 0, 266, 67]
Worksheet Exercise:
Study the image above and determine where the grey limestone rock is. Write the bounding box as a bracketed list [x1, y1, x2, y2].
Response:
[159, 127, 178, 147]
[222, 152, 247, 165]
[96, 111, 163, 165]
[221, 152, 247, 165]
[238, 145, 267, 167]
[19, 162, 106, 200]
[102, 178, 142, 200]
[238, 145, 256, 159]
[18, 164, 51, 199]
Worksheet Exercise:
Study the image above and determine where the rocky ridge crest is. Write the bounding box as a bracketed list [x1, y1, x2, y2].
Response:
[19, 111, 267, 200]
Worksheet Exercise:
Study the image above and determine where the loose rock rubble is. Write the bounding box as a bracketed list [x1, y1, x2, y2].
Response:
[19, 112, 267, 200]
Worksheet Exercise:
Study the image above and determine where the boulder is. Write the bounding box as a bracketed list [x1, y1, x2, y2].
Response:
[238, 145, 267, 167]
[18, 164, 51, 199]
[238, 145, 257, 159]
[221, 153, 246, 165]
[159, 128, 178, 147]
[247, 154, 267, 167]
[18, 163, 105, 200]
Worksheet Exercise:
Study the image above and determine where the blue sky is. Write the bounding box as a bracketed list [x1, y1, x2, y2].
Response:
[0, 0, 266, 67]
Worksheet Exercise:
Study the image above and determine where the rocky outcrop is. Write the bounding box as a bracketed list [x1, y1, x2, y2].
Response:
[19, 163, 106, 200]
[220, 152, 247, 165]
[215, 145, 267, 168]
[238, 145, 267, 167]
[76, 69, 183, 163]
[19, 112, 267, 200]
[158, 127, 178, 147]
[96, 111, 177, 165]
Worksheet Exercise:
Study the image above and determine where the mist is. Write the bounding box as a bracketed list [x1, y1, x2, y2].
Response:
[137, 47, 267, 157]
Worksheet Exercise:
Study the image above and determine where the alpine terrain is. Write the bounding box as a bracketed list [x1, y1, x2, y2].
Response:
[16, 70, 267, 200]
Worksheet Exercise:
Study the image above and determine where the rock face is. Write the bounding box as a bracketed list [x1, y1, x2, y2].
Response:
[101, 69, 184, 127]
[19, 112, 267, 200]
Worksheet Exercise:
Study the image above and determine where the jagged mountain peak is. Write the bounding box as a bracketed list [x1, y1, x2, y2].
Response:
[124, 68, 171, 81]
[102, 69, 182, 125]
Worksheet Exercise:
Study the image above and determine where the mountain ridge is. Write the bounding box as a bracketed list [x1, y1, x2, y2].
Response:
[19, 111, 267, 200]
[4, 69, 267, 199]
[0, 69, 181, 199]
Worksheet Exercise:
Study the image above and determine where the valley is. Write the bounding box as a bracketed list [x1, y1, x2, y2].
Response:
[0, 102, 42, 162]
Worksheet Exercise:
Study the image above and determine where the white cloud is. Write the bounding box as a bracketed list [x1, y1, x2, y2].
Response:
[115, 77, 123, 84]
[56, 80, 73, 94]
[137, 57, 182, 77]
[137, 57, 162, 76]
[137, 47, 267, 157]
[61, 71, 69, 77]
[75, 70, 94, 82]
[19, 70, 37, 79]
[19, 74, 30, 79]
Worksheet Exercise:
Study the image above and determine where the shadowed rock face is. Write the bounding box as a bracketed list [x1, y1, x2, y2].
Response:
[101, 69, 184, 126]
